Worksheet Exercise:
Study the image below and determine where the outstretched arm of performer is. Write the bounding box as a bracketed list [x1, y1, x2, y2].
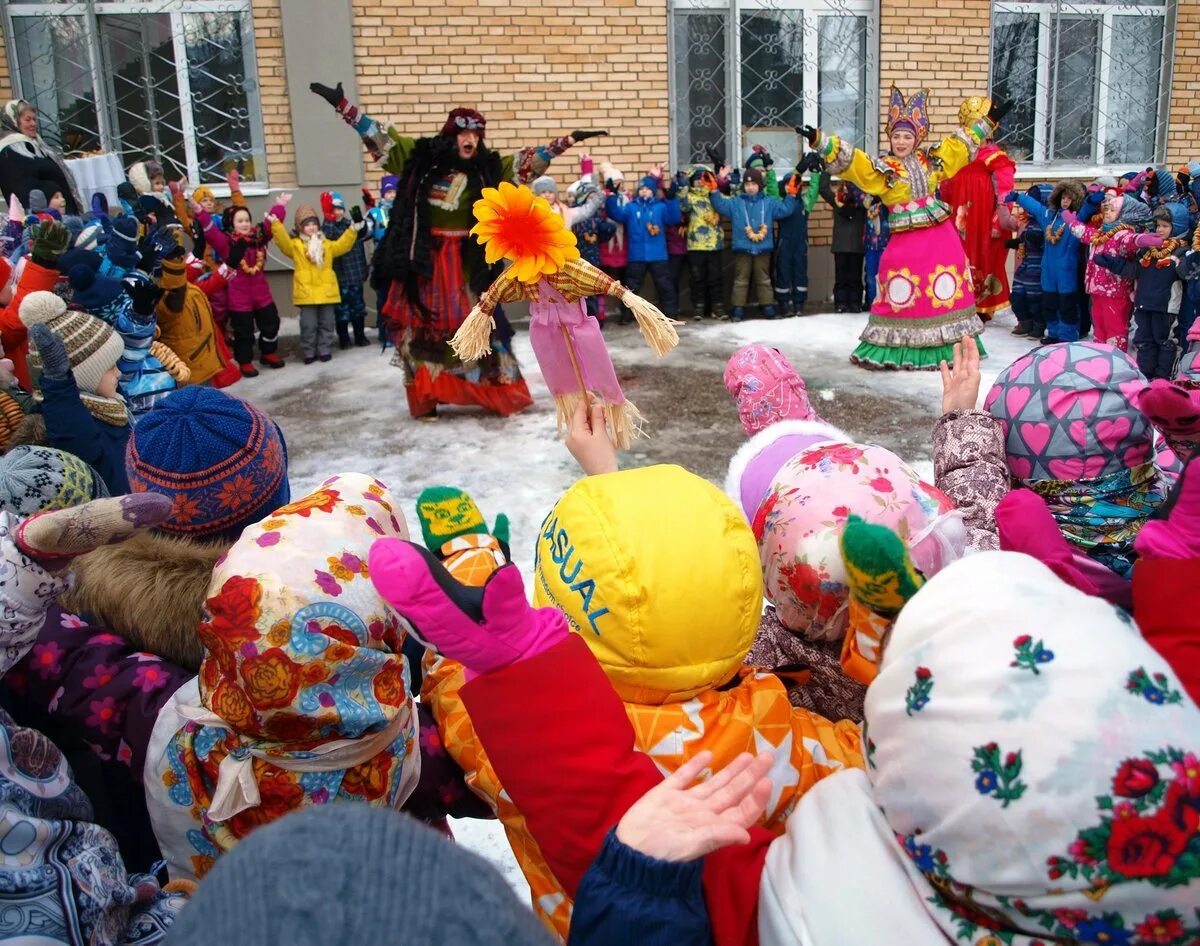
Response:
[800, 124, 890, 198]
[309, 79, 416, 170]
[512, 129, 607, 184]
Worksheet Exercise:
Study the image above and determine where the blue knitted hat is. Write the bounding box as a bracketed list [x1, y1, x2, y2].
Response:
[329, 191, 345, 209]
[107, 216, 140, 270]
[126, 387, 290, 540]
[68, 264, 123, 314]
[380, 174, 398, 196]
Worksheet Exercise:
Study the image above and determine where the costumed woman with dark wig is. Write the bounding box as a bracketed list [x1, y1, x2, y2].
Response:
[310, 81, 605, 419]
[801, 87, 1009, 370]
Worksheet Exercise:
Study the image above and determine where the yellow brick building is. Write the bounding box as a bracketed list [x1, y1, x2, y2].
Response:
[0, 0, 1195, 300]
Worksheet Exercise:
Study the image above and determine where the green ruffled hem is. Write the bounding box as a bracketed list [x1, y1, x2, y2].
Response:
[850, 337, 988, 371]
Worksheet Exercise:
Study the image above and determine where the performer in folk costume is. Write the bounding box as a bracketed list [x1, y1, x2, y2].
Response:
[938, 96, 1017, 321]
[309, 80, 606, 420]
[801, 87, 1009, 370]
[452, 182, 677, 449]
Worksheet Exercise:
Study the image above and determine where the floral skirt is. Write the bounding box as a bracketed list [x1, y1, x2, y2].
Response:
[853, 219, 987, 371]
[383, 231, 533, 418]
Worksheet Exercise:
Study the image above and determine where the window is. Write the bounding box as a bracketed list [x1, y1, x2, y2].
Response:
[670, 0, 876, 170]
[3, 1, 267, 185]
[990, 1, 1172, 169]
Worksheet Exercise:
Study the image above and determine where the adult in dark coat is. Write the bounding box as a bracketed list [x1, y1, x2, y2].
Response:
[0, 99, 83, 214]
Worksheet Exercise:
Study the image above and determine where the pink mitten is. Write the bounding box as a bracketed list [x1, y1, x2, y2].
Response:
[368, 539, 569, 676]
[1134, 378, 1200, 465]
[996, 489, 1132, 608]
[1061, 209, 1079, 227]
[1135, 232, 1166, 250]
[1136, 457, 1200, 560]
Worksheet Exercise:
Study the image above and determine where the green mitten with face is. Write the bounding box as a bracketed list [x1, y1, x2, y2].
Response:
[415, 486, 509, 556]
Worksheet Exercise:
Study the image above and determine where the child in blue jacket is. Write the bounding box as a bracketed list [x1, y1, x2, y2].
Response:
[709, 167, 800, 320]
[604, 175, 682, 320]
[1011, 180, 1085, 342]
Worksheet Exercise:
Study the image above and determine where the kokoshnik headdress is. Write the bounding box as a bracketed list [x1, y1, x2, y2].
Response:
[886, 86, 930, 144]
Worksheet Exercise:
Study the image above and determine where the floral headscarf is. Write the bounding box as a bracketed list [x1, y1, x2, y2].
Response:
[755, 442, 963, 641]
[153, 473, 418, 879]
[870, 551, 1199, 944]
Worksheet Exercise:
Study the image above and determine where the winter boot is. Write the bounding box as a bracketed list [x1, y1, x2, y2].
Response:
[353, 317, 370, 347]
[260, 352, 285, 369]
[761, 304, 778, 320]
[729, 306, 745, 322]
[239, 362, 259, 378]
[337, 321, 352, 350]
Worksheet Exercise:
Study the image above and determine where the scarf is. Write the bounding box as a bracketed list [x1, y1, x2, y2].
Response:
[375, 135, 504, 308]
[0, 100, 84, 213]
[303, 232, 324, 267]
[1030, 461, 1166, 578]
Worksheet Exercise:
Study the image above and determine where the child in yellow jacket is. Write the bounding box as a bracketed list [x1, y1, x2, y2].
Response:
[268, 201, 362, 363]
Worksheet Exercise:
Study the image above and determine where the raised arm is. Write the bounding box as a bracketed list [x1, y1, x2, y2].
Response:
[309, 80, 417, 172]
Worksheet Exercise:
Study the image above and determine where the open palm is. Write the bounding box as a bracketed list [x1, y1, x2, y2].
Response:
[615, 750, 774, 862]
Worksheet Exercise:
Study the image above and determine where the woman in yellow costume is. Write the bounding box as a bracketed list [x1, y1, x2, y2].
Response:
[800, 88, 1009, 369]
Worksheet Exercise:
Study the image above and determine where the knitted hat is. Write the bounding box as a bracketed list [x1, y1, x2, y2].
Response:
[724, 344, 819, 436]
[637, 175, 658, 193]
[68, 264, 123, 314]
[440, 107, 486, 139]
[531, 176, 558, 197]
[191, 185, 215, 205]
[107, 216, 140, 270]
[126, 386, 290, 540]
[57, 247, 102, 276]
[328, 191, 345, 209]
[380, 174, 398, 196]
[166, 806, 556, 946]
[0, 445, 109, 515]
[984, 342, 1156, 483]
[533, 465, 762, 704]
[73, 222, 104, 251]
[20, 291, 124, 393]
[598, 162, 624, 183]
[27, 189, 46, 214]
[743, 167, 765, 188]
[294, 203, 320, 230]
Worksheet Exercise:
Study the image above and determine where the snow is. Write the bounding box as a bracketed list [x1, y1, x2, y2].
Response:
[232, 305, 1044, 897]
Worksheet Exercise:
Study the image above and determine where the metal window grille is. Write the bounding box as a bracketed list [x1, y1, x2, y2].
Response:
[2, 0, 267, 185]
[990, 0, 1174, 170]
[669, 0, 877, 170]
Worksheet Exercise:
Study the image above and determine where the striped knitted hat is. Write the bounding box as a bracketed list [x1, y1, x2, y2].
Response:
[0, 445, 109, 515]
[20, 290, 124, 393]
[126, 387, 290, 540]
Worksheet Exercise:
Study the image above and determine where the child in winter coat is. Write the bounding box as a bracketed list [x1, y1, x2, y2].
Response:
[382, 467, 864, 938]
[21, 293, 129, 493]
[268, 198, 362, 364]
[320, 191, 371, 349]
[154, 247, 238, 387]
[0, 218, 68, 389]
[818, 175, 868, 312]
[603, 172, 682, 320]
[863, 196, 889, 310]
[566, 179, 616, 320]
[207, 196, 286, 377]
[1005, 188, 1046, 336]
[774, 166, 820, 316]
[709, 168, 801, 320]
[1063, 188, 1158, 351]
[366, 173, 397, 328]
[127, 159, 168, 207]
[1011, 180, 1086, 342]
[676, 166, 725, 320]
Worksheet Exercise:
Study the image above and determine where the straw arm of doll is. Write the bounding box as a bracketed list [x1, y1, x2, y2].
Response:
[932, 410, 1006, 552]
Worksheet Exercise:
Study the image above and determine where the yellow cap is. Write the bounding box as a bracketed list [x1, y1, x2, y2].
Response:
[958, 96, 992, 128]
[533, 465, 762, 705]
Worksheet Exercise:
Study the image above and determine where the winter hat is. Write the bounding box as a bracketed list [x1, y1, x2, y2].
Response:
[637, 175, 658, 193]
[74, 222, 103, 252]
[293, 203, 320, 230]
[127, 159, 163, 196]
[379, 174, 398, 196]
[533, 465, 762, 704]
[126, 387, 290, 540]
[328, 191, 345, 209]
[862, 551, 1199, 945]
[1154, 202, 1191, 238]
[565, 178, 596, 207]
[68, 264, 123, 314]
[743, 167, 765, 188]
[751, 442, 963, 640]
[724, 344, 820, 436]
[415, 485, 508, 554]
[1119, 192, 1152, 228]
[27, 189, 46, 214]
[56, 247, 101, 276]
[531, 175, 558, 198]
[190, 185, 215, 206]
[598, 162, 624, 184]
[107, 216, 140, 270]
[20, 291, 124, 393]
[441, 107, 486, 139]
[166, 806, 555, 946]
[62, 214, 83, 246]
[688, 164, 713, 184]
[0, 445, 109, 515]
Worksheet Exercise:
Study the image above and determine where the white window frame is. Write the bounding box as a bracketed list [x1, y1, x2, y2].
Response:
[990, 0, 1175, 178]
[2, 0, 268, 192]
[668, 0, 879, 172]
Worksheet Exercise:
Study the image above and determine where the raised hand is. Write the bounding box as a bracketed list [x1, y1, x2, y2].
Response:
[28, 324, 68, 380]
[570, 129, 608, 143]
[309, 80, 344, 109]
[615, 751, 774, 862]
[939, 334, 982, 414]
[987, 98, 1012, 125]
[226, 167, 240, 192]
[565, 394, 618, 476]
[798, 125, 818, 145]
[16, 493, 173, 566]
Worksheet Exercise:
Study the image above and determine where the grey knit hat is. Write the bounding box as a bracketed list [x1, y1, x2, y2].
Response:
[0, 445, 109, 515]
[166, 806, 557, 946]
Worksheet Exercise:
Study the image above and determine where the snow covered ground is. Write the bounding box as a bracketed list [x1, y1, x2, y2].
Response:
[235, 306, 1043, 897]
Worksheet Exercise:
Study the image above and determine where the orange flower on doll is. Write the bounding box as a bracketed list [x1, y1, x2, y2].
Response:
[470, 181, 580, 283]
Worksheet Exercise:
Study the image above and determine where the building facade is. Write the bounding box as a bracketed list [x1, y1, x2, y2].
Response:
[0, 0, 1196, 299]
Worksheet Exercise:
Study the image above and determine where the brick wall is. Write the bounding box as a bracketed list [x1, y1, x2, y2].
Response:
[1166, 0, 1200, 168]
[0, 16, 12, 103]
[252, 0, 297, 188]
[348, 0, 670, 192]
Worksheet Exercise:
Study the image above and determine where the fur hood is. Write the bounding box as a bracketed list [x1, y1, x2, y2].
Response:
[126, 160, 163, 197]
[60, 530, 229, 672]
[1048, 180, 1085, 211]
